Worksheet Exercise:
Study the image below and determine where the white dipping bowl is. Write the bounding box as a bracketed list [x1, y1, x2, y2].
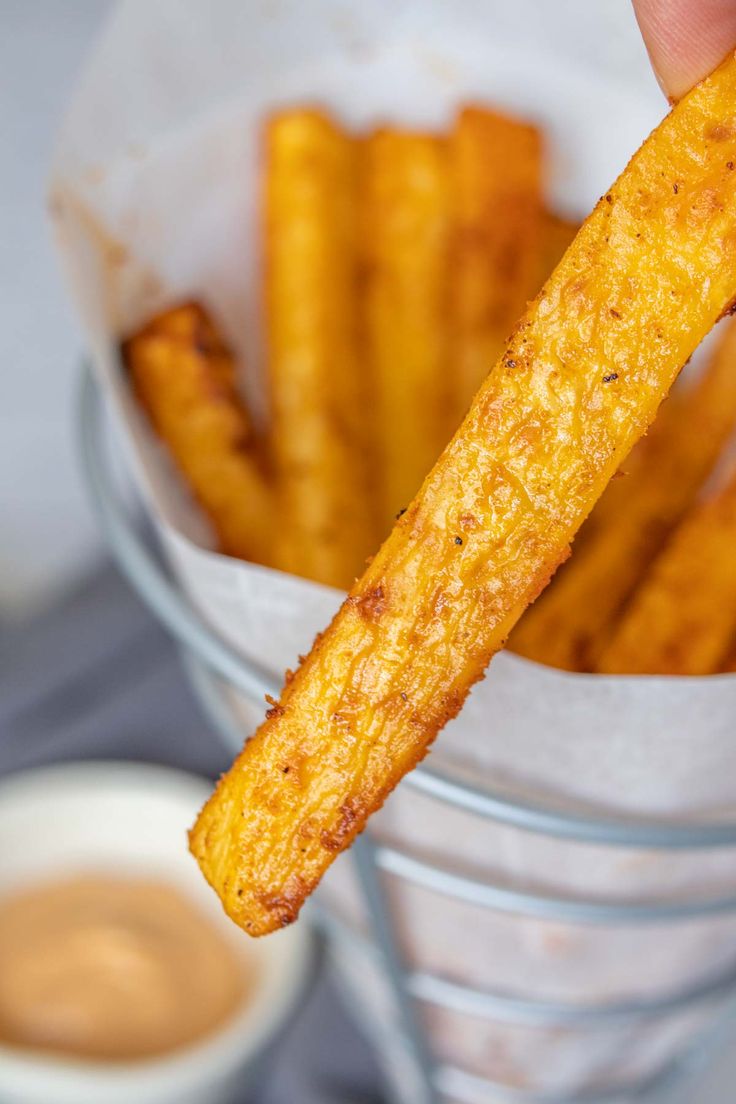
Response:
[0, 760, 313, 1104]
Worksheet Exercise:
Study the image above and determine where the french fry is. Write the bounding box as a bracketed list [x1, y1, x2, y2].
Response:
[720, 649, 736, 673]
[124, 303, 273, 566]
[265, 110, 375, 588]
[192, 55, 736, 935]
[361, 129, 451, 525]
[449, 106, 543, 423]
[510, 316, 736, 670]
[539, 212, 579, 287]
[598, 470, 736, 675]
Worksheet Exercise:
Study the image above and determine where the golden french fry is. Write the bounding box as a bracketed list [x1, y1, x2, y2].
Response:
[598, 470, 736, 675]
[265, 110, 375, 588]
[124, 303, 273, 566]
[720, 649, 736, 673]
[192, 55, 736, 935]
[510, 316, 736, 670]
[449, 105, 543, 423]
[538, 212, 579, 287]
[361, 129, 451, 525]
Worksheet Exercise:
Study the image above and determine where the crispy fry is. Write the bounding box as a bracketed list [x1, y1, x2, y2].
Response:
[510, 316, 736, 670]
[361, 129, 451, 525]
[266, 110, 375, 588]
[449, 106, 543, 423]
[124, 303, 273, 566]
[598, 469, 736, 675]
[539, 212, 579, 286]
[192, 55, 736, 935]
[721, 648, 736, 673]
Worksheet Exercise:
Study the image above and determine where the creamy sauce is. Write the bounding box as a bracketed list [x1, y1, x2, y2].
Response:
[0, 874, 248, 1061]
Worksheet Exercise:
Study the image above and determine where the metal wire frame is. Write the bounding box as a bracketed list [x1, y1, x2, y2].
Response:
[79, 363, 736, 1103]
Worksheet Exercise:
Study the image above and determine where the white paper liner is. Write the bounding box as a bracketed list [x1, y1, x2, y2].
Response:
[51, 1, 736, 1094]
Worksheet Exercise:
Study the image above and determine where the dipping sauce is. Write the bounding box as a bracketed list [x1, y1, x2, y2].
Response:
[0, 874, 248, 1061]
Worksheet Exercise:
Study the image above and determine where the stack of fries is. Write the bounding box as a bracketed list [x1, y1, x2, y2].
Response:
[125, 100, 736, 680]
[125, 103, 572, 589]
[123, 65, 736, 940]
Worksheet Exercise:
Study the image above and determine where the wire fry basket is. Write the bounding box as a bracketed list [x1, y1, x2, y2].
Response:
[79, 366, 736, 1104]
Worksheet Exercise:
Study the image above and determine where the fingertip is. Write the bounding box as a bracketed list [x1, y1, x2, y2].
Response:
[633, 0, 736, 100]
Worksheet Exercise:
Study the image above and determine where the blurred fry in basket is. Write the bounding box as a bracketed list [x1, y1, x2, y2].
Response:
[510, 317, 736, 671]
[720, 647, 736, 673]
[538, 212, 578, 288]
[449, 105, 543, 426]
[123, 303, 274, 567]
[265, 109, 376, 589]
[598, 466, 736, 675]
[361, 128, 451, 527]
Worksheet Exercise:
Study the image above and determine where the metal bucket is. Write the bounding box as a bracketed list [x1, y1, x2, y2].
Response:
[79, 366, 736, 1104]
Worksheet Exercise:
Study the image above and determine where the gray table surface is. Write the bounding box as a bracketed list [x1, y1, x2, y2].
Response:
[0, 561, 383, 1104]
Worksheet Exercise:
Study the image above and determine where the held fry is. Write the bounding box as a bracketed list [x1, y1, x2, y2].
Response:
[192, 55, 736, 935]
[511, 315, 736, 669]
